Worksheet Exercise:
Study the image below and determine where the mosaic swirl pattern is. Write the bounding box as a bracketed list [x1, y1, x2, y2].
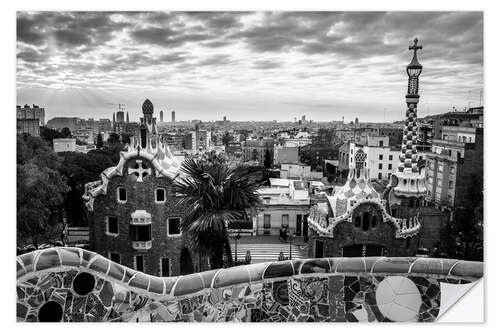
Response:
[16, 248, 483, 322]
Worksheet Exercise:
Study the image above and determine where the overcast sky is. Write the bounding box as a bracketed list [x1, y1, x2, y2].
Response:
[16, 11, 483, 123]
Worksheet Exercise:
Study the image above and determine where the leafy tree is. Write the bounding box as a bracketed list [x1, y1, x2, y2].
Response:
[222, 131, 231, 147]
[17, 135, 70, 248]
[57, 151, 117, 227]
[61, 127, 72, 138]
[121, 133, 132, 145]
[107, 132, 121, 145]
[173, 152, 263, 269]
[264, 148, 272, 168]
[96, 133, 104, 149]
[40, 126, 64, 143]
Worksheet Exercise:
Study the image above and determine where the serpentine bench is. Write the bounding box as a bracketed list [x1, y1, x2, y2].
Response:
[16, 247, 483, 322]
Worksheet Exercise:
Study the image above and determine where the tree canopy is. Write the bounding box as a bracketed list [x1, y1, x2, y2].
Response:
[17, 135, 70, 248]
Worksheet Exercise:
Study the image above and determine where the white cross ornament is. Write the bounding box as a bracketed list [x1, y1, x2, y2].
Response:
[128, 160, 151, 182]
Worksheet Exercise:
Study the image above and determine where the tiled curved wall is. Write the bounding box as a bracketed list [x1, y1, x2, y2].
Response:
[16, 247, 483, 322]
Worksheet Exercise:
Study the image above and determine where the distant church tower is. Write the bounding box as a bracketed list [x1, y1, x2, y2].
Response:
[385, 38, 427, 221]
[126, 112, 129, 123]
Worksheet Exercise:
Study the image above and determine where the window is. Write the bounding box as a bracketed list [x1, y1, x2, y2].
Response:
[130, 225, 151, 241]
[106, 216, 119, 235]
[264, 215, 271, 229]
[449, 180, 454, 188]
[109, 252, 121, 264]
[379, 154, 383, 160]
[389, 155, 393, 161]
[117, 187, 127, 203]
[378, 172, 382, 180]
[155, 188, 166, 203]
[379, 141, 383, 147]
[354, 216, 361, 228]
[135, 255, 144, 272]
[388, 164, 392, 170]
[160, 258, 170, 277]
[362, 212, 370, 231]
[378, 163, 383, 169]
[281, 214, 289, 227]
[167, 218, 181, 236]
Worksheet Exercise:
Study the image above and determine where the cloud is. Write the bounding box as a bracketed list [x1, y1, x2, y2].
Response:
[16, 11, 483, 121]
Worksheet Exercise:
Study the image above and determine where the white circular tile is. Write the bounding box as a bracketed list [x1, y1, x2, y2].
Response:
[376, 276, 422, 322]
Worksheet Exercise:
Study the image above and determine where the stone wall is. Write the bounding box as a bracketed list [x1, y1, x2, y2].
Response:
[16, 247, 482, 322]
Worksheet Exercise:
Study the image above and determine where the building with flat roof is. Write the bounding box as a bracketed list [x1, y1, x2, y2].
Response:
[53, 138, 77, 152]
[16, 104, 45, 136]
[425, 126, 483, 210]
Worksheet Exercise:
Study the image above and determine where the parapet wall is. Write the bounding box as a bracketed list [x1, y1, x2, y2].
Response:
[16, 247, 483, 322]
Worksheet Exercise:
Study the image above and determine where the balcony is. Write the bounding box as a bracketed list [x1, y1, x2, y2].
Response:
[130, 210, 152, 251]
[132, 240, 152, 250]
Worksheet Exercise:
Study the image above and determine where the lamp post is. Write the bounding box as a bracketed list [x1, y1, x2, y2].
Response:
[234, 231, 241, 265]
[286, 226, 294, 260]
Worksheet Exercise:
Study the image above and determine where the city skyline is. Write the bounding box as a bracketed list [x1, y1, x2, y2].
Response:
[17, 11, 483, 122]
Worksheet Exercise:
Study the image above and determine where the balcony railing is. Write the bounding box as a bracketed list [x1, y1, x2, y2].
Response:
[132, 240, 152, 250]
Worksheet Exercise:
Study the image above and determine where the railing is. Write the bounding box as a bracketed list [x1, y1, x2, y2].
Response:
[17, 247, 482, 322]
[132, 240, 152, 250]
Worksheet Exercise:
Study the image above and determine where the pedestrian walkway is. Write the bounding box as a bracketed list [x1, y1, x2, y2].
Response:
[229, 236, 309, 263]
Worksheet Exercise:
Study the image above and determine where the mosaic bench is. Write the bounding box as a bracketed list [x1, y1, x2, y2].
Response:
[16, 247, 483, 322]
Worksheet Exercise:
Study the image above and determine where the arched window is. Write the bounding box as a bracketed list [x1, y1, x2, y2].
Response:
[362, 212, 370, 231]
[371, 216, 378, 228]
[354, 215, 361, 228]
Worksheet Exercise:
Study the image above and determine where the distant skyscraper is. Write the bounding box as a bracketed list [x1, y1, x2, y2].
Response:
[355, 117, 359, 125]
[301, 115, 306, 122]
[112, 113, 115, 124]
[160, 110, 164, 122]
[126, 112, 129, 123]
[116, 111, 125, 123]
[171, 111, 176, 123]
[223, 116, 227, 122]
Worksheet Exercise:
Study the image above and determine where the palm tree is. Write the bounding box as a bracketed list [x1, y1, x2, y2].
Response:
[173, 152, 263, 269]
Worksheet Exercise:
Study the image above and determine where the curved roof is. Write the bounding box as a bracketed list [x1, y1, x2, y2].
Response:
[83, 137, 180, 211]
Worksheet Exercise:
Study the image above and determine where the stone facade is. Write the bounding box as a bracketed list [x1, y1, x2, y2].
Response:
[88, 156, 193, 276]
[83, 99, 200, 277]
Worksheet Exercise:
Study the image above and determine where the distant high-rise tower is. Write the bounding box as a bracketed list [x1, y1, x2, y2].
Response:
[160, 110, 164, 122]
[294, 117, 297, 123]
[112, 112, 115, 124]
[355, 117, 359, 125]
[171, 111, 176, 123]
[223, 116, 227, 122]
[116, 111, 125, 123]
[301, 115, 306, 122]
[126, 112, 129, 123]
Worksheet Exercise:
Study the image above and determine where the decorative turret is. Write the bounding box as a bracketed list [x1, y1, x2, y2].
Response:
[139, 99, 157, 147]
[390, 38, 427, 199]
